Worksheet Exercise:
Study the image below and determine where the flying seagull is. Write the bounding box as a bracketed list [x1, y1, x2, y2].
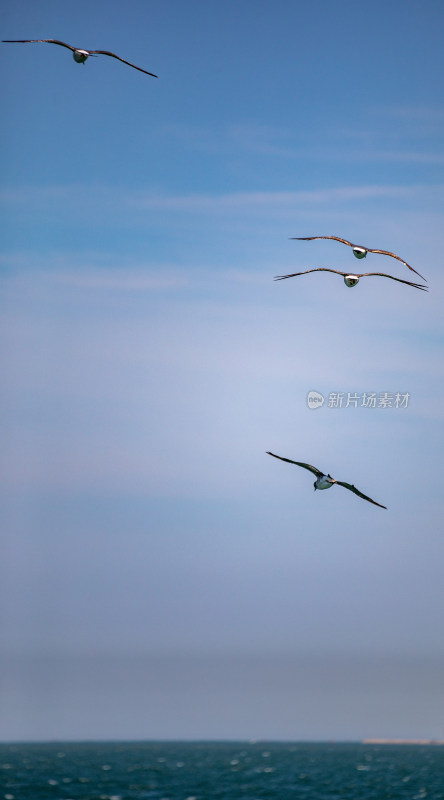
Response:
[274, 267, 428, 290]
[266, 451, 387, 509]
[2, 39, 158, 77]
[291, 236, 426, 282]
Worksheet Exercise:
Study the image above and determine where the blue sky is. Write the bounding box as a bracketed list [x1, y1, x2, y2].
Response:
[1, 0, 443, 741]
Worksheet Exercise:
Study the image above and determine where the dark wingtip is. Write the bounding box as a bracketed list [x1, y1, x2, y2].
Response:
[373, 499, 387, 509]
[415, 270, 428, 282]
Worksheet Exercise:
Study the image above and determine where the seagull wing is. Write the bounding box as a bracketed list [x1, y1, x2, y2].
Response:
[274, 268, 346, 281]
[335, 481, 387, 509]
[2, 39, 77, 51]
[360, 273, 428, 291]
[290, 235, 355, 247]
[266, 452, 324, 477]
[366, 248, 426, 281]
[88, 49, 158, 77]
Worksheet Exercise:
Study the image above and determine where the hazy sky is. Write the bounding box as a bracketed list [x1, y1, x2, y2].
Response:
[1, 0, 443, 741]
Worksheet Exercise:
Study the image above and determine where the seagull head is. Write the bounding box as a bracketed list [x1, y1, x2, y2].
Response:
[352, 246, 367, 260]
[344, 274, 360, 287]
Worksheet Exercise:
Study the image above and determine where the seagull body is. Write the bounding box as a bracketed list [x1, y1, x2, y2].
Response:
[266, 451, 387, 509]
[291, 235, 426, 282]
[314, 473, 335, 490]
[2, 39, 158, 77]
[274, 267, 428, 290]
[72, 48, 89, 64]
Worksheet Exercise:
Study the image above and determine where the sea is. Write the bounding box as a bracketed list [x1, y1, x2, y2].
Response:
[1, 741, 443, 800]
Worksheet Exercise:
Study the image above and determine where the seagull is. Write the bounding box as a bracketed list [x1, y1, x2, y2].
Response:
[274, 267, 428, 290]
[2, 39, 158, 77]
[266, 451, 387, 509]
[291, 236, 426, 282]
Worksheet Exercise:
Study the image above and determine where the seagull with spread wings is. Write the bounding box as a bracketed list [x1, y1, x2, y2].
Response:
[266, 451, 387, 509]
[274, 267, 428, 290]
[291, 235, 426, 282]
[2, 39, 158, 77]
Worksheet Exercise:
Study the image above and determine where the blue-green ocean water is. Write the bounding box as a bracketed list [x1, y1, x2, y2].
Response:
[1, 741, 443, 799]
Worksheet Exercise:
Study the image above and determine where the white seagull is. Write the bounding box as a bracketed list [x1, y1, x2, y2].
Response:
[2, 39, 158, 77]
[266, 451, 387, 509]
[274, 267, 428, 290]
[291, 236, 426, 282]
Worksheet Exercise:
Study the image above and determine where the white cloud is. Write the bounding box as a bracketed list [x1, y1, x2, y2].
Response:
[55, 269, 189, 292]
[2, 182, 442, 217]
[160, 116, 444, 164]
[0, 261, 442, 499]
